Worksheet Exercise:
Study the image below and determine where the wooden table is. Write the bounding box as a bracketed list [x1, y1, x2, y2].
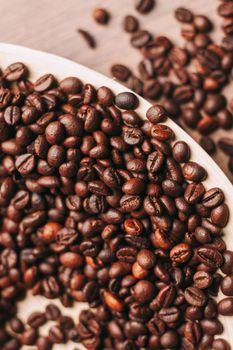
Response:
[0, 0, 231, 180]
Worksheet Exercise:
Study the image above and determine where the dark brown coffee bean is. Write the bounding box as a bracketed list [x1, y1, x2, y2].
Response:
[196, 247, 223, 268]
[218, 2, 233, 18]
[159, 306, 180, 323]
[131, 30, 151, 48]
[200, 319, 223, 336]
[34, 74, 55, 92]
[27, 311, 46, 328]
[48, 325, 66, 344]
[78, 29, 96, 48]
[137, 249, 156, 269]
[45, 304, 61, 320]
[211, 203, 229, 227]
[123, 15, 139, 33]
[115, 92, 139, 109]
[218, 137, 233, 155]
[221, 250, 233, 274]
[36, 337, 51, 350]
[184, 286, 207, 307]
[175, 7, 193, 23]
[122, 178, 145, 195]
[146, 104, 168, 124]
[4, 106, 21, 126]
[93, 8, 109, 25]
[135, 0, 154, 14]
[133, 280, 155, 303]
[9, 317, 24, 334]
[182, 162, 207, 182]
[4, 62, 27, 81]
[221, 275, 233, 296]
[212, 338, 231, 350]
[21, 328, 38, 345]
[151, 124, 174, 141]
[200, 136, 216, 155]
[218, 297, 233, 316]
[15, 154, 36, 175]
[170, 243, 192, 264]
[193, 271, 213, 289]
[184, 183, 205, 204]
[111, 64, 131, 82]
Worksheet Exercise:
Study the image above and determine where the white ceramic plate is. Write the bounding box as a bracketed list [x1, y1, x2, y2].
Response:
[0, 43, 233, 349]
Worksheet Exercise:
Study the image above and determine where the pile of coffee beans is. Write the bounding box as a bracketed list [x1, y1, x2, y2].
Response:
[107, 1, 233, 176]
[0, 60, 232, 350]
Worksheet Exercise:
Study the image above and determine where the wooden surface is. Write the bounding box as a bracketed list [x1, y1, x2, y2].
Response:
[0, 0, 231, 179]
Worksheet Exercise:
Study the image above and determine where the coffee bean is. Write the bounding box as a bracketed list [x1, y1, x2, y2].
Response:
[200, 319, 223, 336]
[111, 64, 131, 82]
[193, 271, 213, 289]
[45, 303, 61, 320]
[36, 337, 51, 350]
[131, 30, 151, 48]
[27, 311, 46, 328]
[196, 247, 223, 268]
[221, 250, 233, 274]
[133, 280, 155, 303]
[184, 286, 207, 307]
[175, 7, 193, 23]
[151, 124, 174, 141]
[135, 0, 154, 14]
[48, 325, 66, 344]
[211, 203, 229, 227]
[15, 154, 36, 175]
[218, 2, 233, 18]
[212, 339, 231, 350]
[21, 328, 38, 345]
[200, 136, 216, 155]
[170, 243, 192, 264]
[78, 29, 96, 48]
[184, 183, 205, 204]
[218, 297, 233, 316]
[4, 62, 27, 81]
[137, 249, 156, 269]
[146, 104, 168, 124]
[218, 137, 233, 155]
[221, 275, 233, 296]
[202, 188, 224, 208]
[93, 8, 109, 25]
[123, 15, 139, 33]
[182, 162, 207, 182]
[115, 92, 139, 109]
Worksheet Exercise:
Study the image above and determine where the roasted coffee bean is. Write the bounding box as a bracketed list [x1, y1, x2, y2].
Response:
[212, 339, 231, 350]
[211, 203, 229, 227]
[93, 8, 109, 25]
[170, 243, 192, 264]
[27, 312, 46, 328]
[221, 250, 233, 274]
[221, 275, 233, 296]
[182, 162, 207, 182]
[133, 280, 155, 303]
[200, 319, 223, 336]
[184, 286, 207, 307]
[218, 137, 233, 155]
[78, 29, 96, 48]
[218, 297, 233, 316]
[175, 7, 193, 23]
[45, 303, 61, 320]
[135, 0, 154, 14]
[115, 92, 138, 110]
[4, 62, 27, 81]
[196, 247, 223, 268]
[111, 64, 131, 82]
[218, 2, 233, 18]
[123, 15, 139, 33]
